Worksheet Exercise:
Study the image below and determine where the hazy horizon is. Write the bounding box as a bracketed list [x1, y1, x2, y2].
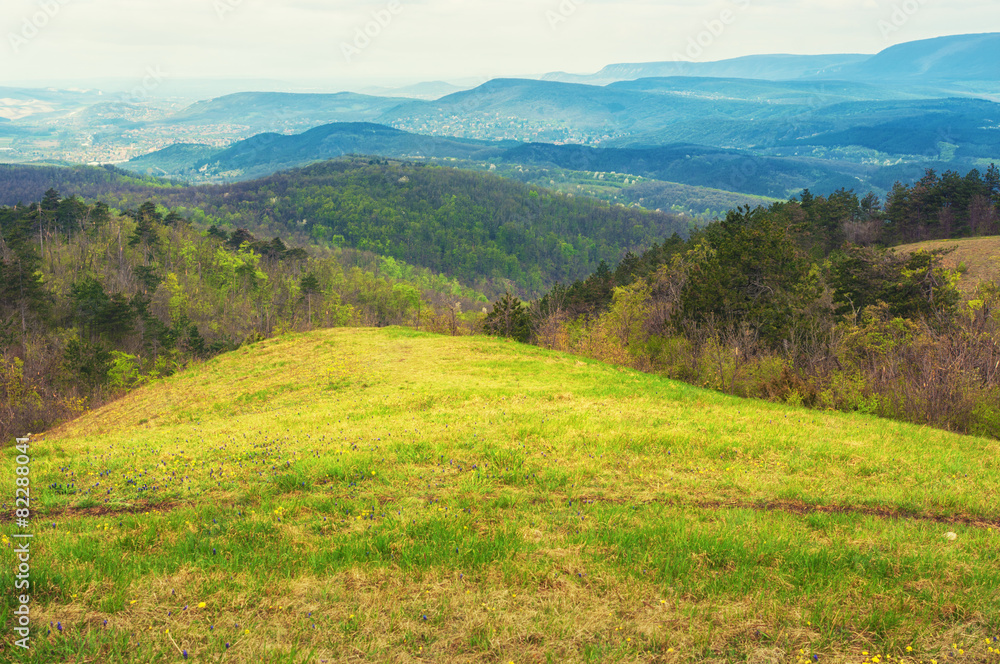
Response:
[1, 0, 998, 96]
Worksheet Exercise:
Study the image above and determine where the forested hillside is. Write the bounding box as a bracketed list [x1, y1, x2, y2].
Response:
[0, 160, 692, 297]
[488, 167, 1000, 437]
[127, 122, 507, 182]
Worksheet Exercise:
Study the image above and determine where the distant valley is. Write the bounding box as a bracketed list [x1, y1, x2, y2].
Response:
[1, 32, 998, 209]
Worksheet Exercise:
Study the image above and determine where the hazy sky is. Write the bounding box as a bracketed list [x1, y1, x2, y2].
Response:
[1, 0, 997, 91]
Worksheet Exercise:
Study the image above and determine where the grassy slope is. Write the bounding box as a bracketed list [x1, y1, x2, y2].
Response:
[2, 328, 999, 663]
[895, 236, 1000, 295]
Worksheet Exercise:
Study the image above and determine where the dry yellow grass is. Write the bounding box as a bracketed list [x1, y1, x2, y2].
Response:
[895, 236, 1000, 295]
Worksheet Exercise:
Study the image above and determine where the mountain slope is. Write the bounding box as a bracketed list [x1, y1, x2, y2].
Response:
[383, 76, 1000, 153]
[826, 32, 1000, 82]
[501, 142, 867, 199]
[606, 76, 923, 103]
[127, 143, 220, 176]
[895, 236, 1000, 295]
[780, 97, 1000, 160]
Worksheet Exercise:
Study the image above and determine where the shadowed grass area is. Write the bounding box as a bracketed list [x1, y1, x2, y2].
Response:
[1, 327, 999, 663]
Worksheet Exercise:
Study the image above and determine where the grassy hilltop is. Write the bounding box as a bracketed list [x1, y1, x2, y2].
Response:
[2, 328, 999, 663]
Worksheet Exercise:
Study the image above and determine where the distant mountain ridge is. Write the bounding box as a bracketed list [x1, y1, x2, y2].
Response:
[543, 33, 1000, 90]
[544, 54, 869, 86]
[7, 31, 1000, 209]
[161, 91, 410, 130]
[824, 33, 1000, 82]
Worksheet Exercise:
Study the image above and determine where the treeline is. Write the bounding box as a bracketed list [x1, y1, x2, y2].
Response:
[882, 166, 1000, 243]
[789, 165, 1000, 254]
[0, 160, 691, 298]
[486, 170, 1000, 437]
[0, 190, 486, 441]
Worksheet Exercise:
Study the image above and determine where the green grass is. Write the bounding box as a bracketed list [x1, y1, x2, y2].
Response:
[2, 327, 999, 663]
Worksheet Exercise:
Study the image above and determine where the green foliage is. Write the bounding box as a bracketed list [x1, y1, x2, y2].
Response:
[884, 166, 1000, 243]
[534, 172, 1000, 437]
[63, 338, 112, 389]
[1, 160, 690, 298]
[299, 272, 321, 296]
[107, 351, 146, 392]
[0, 206, 50, 335]
[829, 246, 960, 323]
[482, 293, 531, 343]
[606, 281, 652, 348]
[681, 206, 814, 344]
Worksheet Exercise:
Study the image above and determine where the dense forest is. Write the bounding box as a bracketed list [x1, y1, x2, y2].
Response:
[0, 160, 692, 298]
[485, 167, 1000, 437]
[0, 189, 486, 441]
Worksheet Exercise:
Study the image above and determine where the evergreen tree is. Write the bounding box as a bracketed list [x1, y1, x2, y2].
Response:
[483, 292, 531, 343]
[299, 272, 322, 324]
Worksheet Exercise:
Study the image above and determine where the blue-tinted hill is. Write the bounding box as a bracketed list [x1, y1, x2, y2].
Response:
[824, 33, 1000, 82]
[127, 123, 508, 181]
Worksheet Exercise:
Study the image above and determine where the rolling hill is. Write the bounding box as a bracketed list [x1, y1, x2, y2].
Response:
[128, 123, 507, 181]
[500, 142, 869, 199]
[2, 326, 998, 662]
[0, 85, 107, 121]
[3, 32, 998, 213]
[382, 77, 1000, 162]
[126, 121, 864, 198]
[605, 76, 924, 103]
[126, 89, 1000, 198]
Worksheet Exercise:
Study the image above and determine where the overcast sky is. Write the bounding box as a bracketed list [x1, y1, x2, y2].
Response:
[1, 0, 997, 92]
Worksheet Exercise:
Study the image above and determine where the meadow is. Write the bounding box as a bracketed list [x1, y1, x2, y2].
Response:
[1, 327, 999, 663]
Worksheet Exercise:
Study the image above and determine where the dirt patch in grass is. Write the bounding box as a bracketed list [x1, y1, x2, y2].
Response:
[0, 499, 180, 523]
[572, 494, 1000, 529]
[15, 493, 997, 532]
